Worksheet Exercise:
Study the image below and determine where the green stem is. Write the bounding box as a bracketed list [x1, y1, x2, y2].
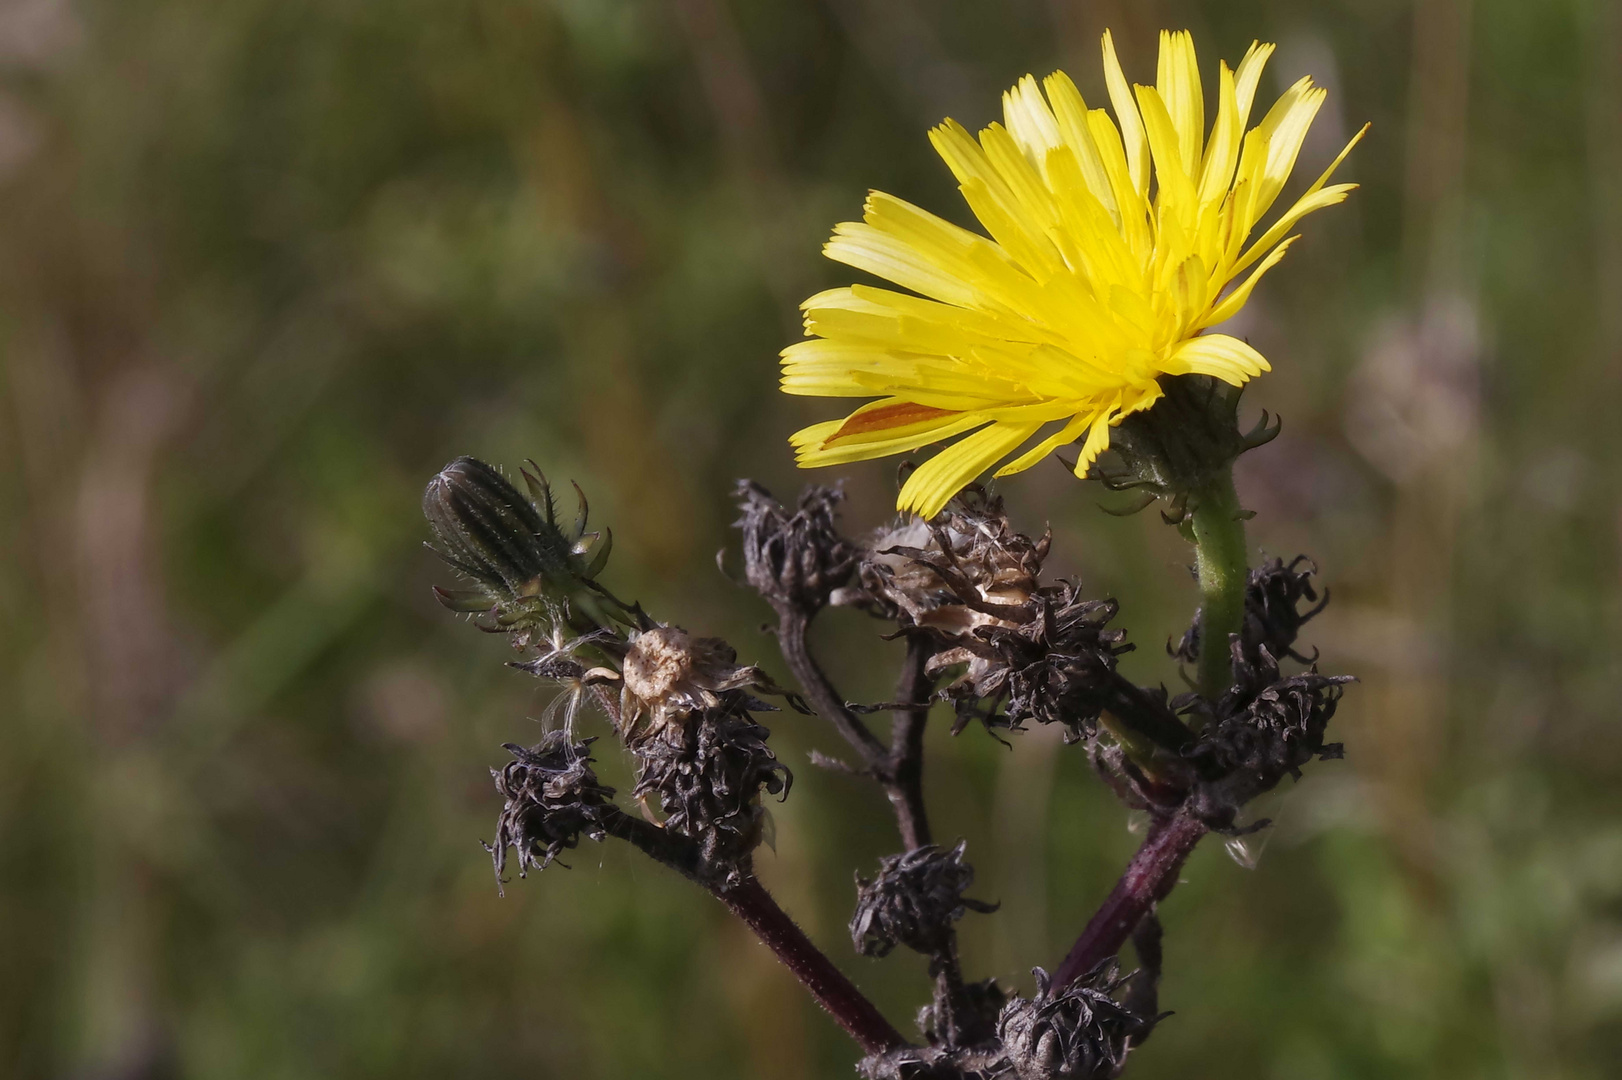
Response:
[1189, 468, 1249, 701]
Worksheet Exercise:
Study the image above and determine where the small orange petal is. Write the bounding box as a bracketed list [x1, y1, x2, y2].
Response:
[825, 401, 962, 444]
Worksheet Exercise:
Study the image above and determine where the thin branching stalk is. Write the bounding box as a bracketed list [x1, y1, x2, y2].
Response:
[775, 611, 890, 766]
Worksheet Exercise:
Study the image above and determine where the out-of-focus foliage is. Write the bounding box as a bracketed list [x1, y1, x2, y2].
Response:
[1, 0, 1619, 1077]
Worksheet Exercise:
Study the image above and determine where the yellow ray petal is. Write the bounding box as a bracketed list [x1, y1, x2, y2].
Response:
[1156, 29, 1204, 175]
[1003, 74, 1063, 165]
[898, 421, 1045, 518]
[1234, 77, 1325, 230]
[1041, 70, 1117, 215]
[1135, 85, 1198, 225]
[1072, 409, 1116, 477]
[1086, 108, 1152, 257]
[1197, 61, 1242, 207]
[1199, 235, 1297, 329]
[1228, 121, 1368, 278]
[1162, 333, 1270, 385]
[825, 221, 982, 308]
[792, 409, 989, 468]
[1101, 30, 1150, 195]
[930, 119, 1060, 277]
[993, 412, 1092, 476]
[1232, 40, 1275, 125]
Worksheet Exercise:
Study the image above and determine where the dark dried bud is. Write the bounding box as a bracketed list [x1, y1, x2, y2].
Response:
[916, 978, 1009, 1049]
[1088, 375, 1278, 523]
[1240, 556, 1328, 664]
[485, 733, 616, 892]
[1174, 555, 1327, 669]
[733, 481, 856, 615]
[1186, 645, 1352, 831]
[1162, 547, 1354, 828]
[632, 713, 791, 884]
[850, 841, 996, 961]
[423, 456, 620, 640]
[996, 966, 1159, 1080]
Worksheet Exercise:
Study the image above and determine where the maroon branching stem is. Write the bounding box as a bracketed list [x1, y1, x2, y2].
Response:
[888, 635, 983, 1043]
[776, 612, 939, 851]
[775, 612, 890, 765]
[776, 615, 985, 1043]
[885, 634, 934, 850]
[1051, 811, 1207, 989]
[719, 876, 909, 1054]
[591, 685, 907, 1054]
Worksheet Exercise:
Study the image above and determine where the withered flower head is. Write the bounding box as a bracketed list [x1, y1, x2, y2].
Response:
[423, 456, 620, 640]
[618, 624, 794, 742]
[838, 488, 1048, 635]
[1167, 552, 1352, 830]
[850, 841, 996, 962]
[1186, 643, 1351, 832]
[933, 582, 1130, 740]
[1173, 554, 1328, 672]
[631, 714, 790, 883]
[996, 965, 1158, 1080]
[843, 491, 1133, 739]
[1240, 556, 1328, 664]
[733, 481, 856, 615]
[485, 733, 615, 892]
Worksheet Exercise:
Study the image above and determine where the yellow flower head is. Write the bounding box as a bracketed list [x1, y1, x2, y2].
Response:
[782, 30, 1366, 518]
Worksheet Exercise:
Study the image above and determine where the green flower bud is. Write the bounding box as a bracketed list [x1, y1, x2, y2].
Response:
[422, 456, 624, 638]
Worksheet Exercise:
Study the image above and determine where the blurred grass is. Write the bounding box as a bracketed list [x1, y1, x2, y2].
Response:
[1, 0, 1620, 1076]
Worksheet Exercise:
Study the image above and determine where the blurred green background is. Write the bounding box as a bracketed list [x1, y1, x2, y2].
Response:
[2, 0, 1620, 1076]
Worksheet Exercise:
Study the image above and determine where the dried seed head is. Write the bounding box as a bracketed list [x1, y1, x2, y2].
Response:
[1161, 548, 1355, 830]
[996, 965, 1159, 1080]
[847, 491, 1132, 740]
[933, 583, 1131, 740]
[1240, 556, 1328, 664]
[733, 481, 856, 615]
[850, 841, 996, 961]
[838, 488, 1048, 636]
[618, 624, 793, 742]
[485, 733, 615, 892]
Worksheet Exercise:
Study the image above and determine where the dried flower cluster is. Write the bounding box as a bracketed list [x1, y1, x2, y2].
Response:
[424, 459, 798, 895]
[486, 733, 615, 890]
[420, 27, 1367, 1078]
[633, 713, 790, 884]
[1176, 557, 1352, 832]
[840, 490, 1132, 739]
[735, 480, 857, 616]
[996, 966, 1158, 1080]
[850, 842, 997, 961]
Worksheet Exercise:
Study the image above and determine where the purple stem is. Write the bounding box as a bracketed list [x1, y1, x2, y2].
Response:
[1051, 812, 1207, 988]
[718, 876, 909, 1054]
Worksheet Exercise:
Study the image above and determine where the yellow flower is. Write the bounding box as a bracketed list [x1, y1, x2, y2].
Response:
[782, 30, 1366, 518]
